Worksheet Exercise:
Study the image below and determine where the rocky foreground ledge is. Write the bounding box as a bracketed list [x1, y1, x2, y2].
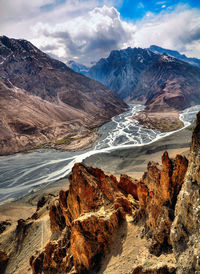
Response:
[1, 113, 200, 273]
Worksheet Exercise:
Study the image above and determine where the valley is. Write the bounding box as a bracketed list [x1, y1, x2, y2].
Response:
[1, 33, 200, 274]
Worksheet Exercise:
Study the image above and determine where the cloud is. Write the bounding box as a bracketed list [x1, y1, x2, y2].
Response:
[32, 5, 136, 64]
[134, 6, 200, 58]
[0, 0, 200, 64]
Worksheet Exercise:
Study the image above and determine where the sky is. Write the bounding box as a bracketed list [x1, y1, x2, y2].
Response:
[0, 0, 200, 65]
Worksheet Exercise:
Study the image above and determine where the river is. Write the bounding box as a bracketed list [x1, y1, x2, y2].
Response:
[1, 104, 200, 204]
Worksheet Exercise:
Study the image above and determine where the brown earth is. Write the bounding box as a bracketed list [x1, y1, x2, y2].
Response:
[0, 36, 127, 155]
[133, 111, 184, 132]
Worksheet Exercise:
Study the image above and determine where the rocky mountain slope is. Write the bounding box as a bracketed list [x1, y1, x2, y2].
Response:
[133, 54, 200, 112]
[87, 47, 200, 112]
[149, 45, 200, 68]
[3, 111, 200, 273]
[88, 47, 160, 100]
[0, 36, 127, 155]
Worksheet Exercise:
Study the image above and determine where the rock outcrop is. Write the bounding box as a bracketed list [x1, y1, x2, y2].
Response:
[170, 112, 200, 273]
[30, 163, 135, 273]
[137, 152, 188, 255]
[29, 149, 189, 273]
[6, 113, 200, 273]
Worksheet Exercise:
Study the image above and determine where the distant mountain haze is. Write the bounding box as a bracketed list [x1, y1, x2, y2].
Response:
[0, 36, 127, 155]
[66, 60, 89, 75]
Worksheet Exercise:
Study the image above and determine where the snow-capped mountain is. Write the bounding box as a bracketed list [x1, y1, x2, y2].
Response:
[149, 45, 200, 68]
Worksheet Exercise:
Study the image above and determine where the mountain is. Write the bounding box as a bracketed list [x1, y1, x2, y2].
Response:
[133, 54, 200, 112]
[88, 47, 160, 100]
[149, 45, 200, 68]
[88, 47, 200, 112]
[0, 36, 127, 155]
[66, 60, 89, 75]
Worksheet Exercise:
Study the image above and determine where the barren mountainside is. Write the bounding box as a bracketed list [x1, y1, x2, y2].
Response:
[88, 47, 160, 100]
[88, 47, 200, 112]
[0, 36, 127, 155]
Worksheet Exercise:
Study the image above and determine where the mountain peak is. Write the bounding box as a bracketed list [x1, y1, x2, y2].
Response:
[149, 45, 200, 68]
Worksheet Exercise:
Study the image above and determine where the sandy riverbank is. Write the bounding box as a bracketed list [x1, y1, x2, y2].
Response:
[84, 125, 193, 179]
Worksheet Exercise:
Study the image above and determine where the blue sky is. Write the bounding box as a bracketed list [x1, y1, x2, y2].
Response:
[118, 0, 200, 21]
[0, 0, 200, 64]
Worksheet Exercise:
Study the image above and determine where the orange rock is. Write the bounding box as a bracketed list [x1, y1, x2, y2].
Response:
[118, 174, 138, 200]
[32, 163, 135, 273]
[137, 151, 188, 255]
[71, 208, 125, 273]
[49, 201, 66, 233]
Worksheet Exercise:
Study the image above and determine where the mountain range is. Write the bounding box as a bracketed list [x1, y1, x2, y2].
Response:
[0, 36, 127, 155]
[149, 45, 200, 68]
[87, 47, 200, 112]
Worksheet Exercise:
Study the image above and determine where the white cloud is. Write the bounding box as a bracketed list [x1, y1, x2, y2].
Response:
[134, 7, 200, 58]
[0, 1, 200, 64]
[31, 5, 136, 64]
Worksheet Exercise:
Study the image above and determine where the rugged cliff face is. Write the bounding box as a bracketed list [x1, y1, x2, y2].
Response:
[170, 112, 200, 273]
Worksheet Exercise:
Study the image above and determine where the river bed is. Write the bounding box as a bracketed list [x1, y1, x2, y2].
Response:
[0, 104, 200, 204]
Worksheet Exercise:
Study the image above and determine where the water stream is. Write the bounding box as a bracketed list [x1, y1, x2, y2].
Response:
[1, 104, 200, 204]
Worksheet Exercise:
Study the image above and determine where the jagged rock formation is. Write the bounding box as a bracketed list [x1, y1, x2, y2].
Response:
[170, 112, 200, 273]
[30, 163, 135, 273]
[4, 113, 200, 273]
[29, 149, 188, 273]
[139, 152, 188, 255]
[88, 47, 200, 112]
[0, 36, 127, 155]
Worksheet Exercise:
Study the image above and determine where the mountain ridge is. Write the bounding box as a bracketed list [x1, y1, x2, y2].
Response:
[0, 36, 127, 155]
[149, 45, 200, 68]
[87, 46, 200, 112]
